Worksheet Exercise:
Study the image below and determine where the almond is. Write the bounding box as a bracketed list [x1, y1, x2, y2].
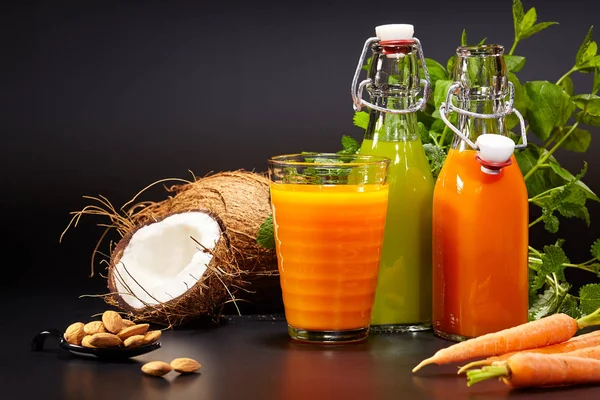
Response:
[64, 322, 86, 345]
[141, 361, 172, 377]
[143, 330, 162, 345]
[81, 335, 96, 348]
[121, 319, 136, 328]
[83, 321, 106, 335]
[88, 332, 122, 348]
[102, 310, 123, 334]
[123, 334, 145, 348]
[170, 357, 201, 374]
[117, 324, 150, 340]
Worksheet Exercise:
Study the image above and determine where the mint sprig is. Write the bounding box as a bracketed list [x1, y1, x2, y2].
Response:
[256, 215, 275, 250]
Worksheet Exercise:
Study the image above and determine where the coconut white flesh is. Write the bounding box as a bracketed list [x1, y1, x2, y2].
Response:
[113, 212, 222, 309]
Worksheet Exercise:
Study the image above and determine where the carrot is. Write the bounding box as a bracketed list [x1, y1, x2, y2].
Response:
[466, 352, 600, 388]
[456, 329, 600, 374]
[562, 345, 600, 359]
[412, 309, 600, 373]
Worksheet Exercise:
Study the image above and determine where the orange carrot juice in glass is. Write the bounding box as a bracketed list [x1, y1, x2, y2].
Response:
[268, 153, 390, 343]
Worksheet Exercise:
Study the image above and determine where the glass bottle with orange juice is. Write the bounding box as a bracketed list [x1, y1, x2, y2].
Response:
[432, 44, 529, 341]
[351, 24, 434, 332]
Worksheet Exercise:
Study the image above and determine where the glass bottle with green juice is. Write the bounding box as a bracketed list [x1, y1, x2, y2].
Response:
[351, 24, 433, 332]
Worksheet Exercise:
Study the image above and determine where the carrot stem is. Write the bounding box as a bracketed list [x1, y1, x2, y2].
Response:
[577, 307, 600, 329]
[466, 365, 510, 387]
[457, 360, 492, 375]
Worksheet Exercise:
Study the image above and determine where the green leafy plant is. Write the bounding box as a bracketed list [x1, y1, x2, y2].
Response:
[259, 0, 600, 318]
[347, 0, 600, 319]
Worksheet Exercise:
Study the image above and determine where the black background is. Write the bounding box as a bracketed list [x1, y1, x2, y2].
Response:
[3, 0, 600, 305]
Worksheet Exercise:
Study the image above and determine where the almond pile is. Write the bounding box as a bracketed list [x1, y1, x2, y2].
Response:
[141, 357, 201, 377]
[63, 310, 161, 349]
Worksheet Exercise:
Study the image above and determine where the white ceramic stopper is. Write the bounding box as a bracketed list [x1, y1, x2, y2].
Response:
[475, 134, 515, 174]
[375, 24, 414, 41]
[476, 134, 515, 163]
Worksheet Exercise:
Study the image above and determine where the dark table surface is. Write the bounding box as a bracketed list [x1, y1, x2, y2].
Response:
[6, 293, 600, 400]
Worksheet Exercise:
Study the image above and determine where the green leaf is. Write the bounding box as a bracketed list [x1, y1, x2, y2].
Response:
[338, 135, 360, 154]
[520, 22, 558, 40]
[580, 41, 598, 67]
[353, 111, 370, 130]
[535, 165, 592, 228]
[579, 283, 600, 315]
[525, 81, 576, 140]
[529, 287, 559, 321]
[431, 118, 447, 133]
[446, 55, 456, 76]
[559, 76, 574, 96]
[477, 37, 487, 45]
[531, 245, 569, 290]
[434, 80, 454, 109]
[578, 110, 600, 126]
[506, 73, 526, 129]
[505, 55, 526, 72]
[423, 143, 447, 179]
[580, 55, 600, 73]
[547, 160, 599, 202]
[461, 29, 467, 46]
[519, 7, 537, 36]
[576, 26, 595, 68]
[417, 122, 432, 144]
[512, 0, 525, 38]
[553, 125, 592, 152]
[541, 245, 569, 282]
[557, 186, 590, 226]
[362, 55, 374, 72]
[516, 143, 549, 196]
[529, 283, 571, 321]
[592, 239, 600, 260]
[594, 68, 600, 94]
[424, 58, 448, 86]
[572, 94, 600, 126]
[542, 213, 560, 233]
[558, 295, 581, 319]
[572, 94, 600, 110]
[256, 215, 275, 250]
[417, 109, 436, 128]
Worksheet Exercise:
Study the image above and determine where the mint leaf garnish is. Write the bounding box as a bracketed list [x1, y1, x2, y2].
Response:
[339, 135, 359, 154]
[256, 215, 275, 250]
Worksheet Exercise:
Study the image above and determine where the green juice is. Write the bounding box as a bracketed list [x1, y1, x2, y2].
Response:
[359, 138, 434, 327]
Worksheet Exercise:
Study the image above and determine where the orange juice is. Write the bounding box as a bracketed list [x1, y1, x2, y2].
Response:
[271, 183, 389, 330]
[432, 149, 529, 339]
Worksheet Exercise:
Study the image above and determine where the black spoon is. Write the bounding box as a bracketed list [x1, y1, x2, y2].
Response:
[32, 329, 161, 361]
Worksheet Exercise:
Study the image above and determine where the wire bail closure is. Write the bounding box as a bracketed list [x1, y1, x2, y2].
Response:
[351, 37, 431, 114]
[439, 82, 528, 151]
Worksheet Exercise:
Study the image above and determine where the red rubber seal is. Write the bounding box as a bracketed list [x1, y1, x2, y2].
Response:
[475, 155, 512, 171]
[379, 39, 415, 56]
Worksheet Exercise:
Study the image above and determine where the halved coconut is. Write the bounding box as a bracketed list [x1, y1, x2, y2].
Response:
[107, 210, 236, 325]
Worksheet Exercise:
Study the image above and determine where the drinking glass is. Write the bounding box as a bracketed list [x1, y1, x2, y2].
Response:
[268, 153, 390, 343]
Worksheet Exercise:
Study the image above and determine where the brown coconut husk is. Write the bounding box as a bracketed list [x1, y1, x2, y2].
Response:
[62, 170, 280, 326]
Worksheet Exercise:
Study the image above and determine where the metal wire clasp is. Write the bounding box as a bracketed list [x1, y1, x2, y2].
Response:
[351, 37, 431, 114]
[439, 82, 528, 150]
